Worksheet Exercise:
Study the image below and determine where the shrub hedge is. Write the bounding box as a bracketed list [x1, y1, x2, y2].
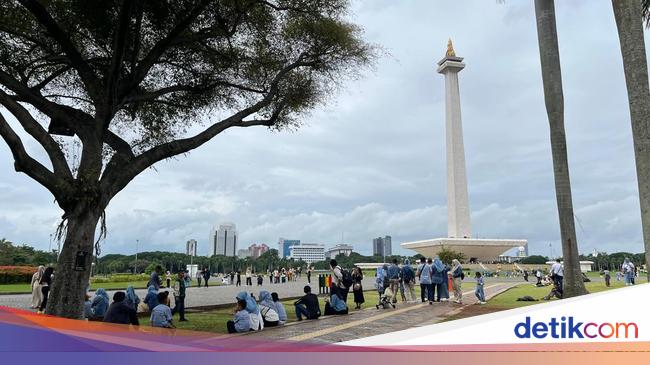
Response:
[0, 266, 37, 284]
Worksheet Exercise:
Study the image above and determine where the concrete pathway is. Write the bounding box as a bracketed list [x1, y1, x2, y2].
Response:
[243, 282, 517, 343]
[0, 276, 377, 311]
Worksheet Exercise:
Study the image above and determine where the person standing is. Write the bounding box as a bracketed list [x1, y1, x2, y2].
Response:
[172, 271, 187, 321]
[329, 259, 349, 302]
[523, 270, 529, 282]
[196, 269, 202, 287]
[400, 260, 415, 303]
[37, 267, 54, 314]
[307, 267, 312, 284]
[148, 266, 162, 290]
[417, 258, 433, 304]
[30, 266, 44, 309]
[165, 271, 172, 288]
[475, 272, 486, 304]
[431, 256, 445, 302]
[245, 268, 252, 286]
[386, 259, 401, 304]
[535, 268, 543, 286]
[236, 270, 242, 286]
[603, 269, 611, 287]
[451, 259, 463, 304]
[351, 267, 365, 310]
[550, 259, 564, 295]
[203, 268, 211, 288]
[622, 258, 635, 286]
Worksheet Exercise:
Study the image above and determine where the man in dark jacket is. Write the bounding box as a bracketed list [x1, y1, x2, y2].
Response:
[294, 285, 320, 321]
[104, 291, 139, 326]
[172, 271, 187, 321]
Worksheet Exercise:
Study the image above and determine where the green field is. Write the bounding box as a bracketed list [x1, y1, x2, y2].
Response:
[0, 281, 152, 294]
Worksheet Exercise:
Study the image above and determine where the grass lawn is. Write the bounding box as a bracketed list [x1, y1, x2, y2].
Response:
[485, 277, 646, 310]
[0, 281, 152, 294]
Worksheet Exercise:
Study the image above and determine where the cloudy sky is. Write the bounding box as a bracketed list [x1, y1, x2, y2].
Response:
[0, 0, 647, 258]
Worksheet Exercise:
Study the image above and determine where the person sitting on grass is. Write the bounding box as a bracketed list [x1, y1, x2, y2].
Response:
[150, 291, 174, 328]
[90, 288, 110, 320]
[294, 285, 321, 321]
[542, 279, 563, 301]
[324, 292, 349, 316]
[83, 293, 93, 319]
[258, 290, 280, 327]
[125, 285, 140, 312]
[143, 285, 159, 312]
[271, 292, 287, 325]
[474, 272, 486, 305]
[104, 291, 139, 326]
[227, 299, 251, 334]
[236, 291, 263, 331]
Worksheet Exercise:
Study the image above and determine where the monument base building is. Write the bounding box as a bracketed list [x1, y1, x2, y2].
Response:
[402, 238, 526, 262]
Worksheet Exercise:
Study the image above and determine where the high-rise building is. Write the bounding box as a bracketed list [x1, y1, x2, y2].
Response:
[326, 244, 354, 259]
[278, 238, 300, 258]
[210, 223, 237, 257]
[289, 243, 325, 264]
[186, 239, 197, 256]
[248, 243, 269, 258]
[373, 236, 392, 257]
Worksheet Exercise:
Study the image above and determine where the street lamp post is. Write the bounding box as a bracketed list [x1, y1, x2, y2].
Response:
[134, 239, 139, 274]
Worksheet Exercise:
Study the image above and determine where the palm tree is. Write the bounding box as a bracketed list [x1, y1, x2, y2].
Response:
[612, 0, 650, 281]
[533, 0, 587, 297]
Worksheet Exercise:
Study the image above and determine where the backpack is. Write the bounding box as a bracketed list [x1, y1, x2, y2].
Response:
[460, 271, 465, 280]
[402, 266, 415, 283]
[340, 267, 353, 289]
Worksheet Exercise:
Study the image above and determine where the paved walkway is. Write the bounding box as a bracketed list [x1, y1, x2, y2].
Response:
[243, 282, 517, 344]
[0, 276, 376, 311]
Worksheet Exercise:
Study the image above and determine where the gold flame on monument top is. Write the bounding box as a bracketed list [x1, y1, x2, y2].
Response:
[446, 38, 456, 57]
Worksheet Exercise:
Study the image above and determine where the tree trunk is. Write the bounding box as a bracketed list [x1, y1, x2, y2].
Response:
[534, 0, 587, 297]
[612, 0, 650, 281]
[46, 210, 100, 319]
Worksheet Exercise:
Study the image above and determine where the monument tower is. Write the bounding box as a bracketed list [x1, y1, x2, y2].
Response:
[437, 39, 471, 239]
[401, 40, 527, 261]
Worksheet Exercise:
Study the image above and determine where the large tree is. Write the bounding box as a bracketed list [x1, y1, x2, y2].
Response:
[612, 0, 650, 280]
[533, 0, 587, 297]
[0, 0, 373, 318]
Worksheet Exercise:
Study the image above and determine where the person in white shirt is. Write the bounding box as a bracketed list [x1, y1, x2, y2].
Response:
[550, 259, 564, 296]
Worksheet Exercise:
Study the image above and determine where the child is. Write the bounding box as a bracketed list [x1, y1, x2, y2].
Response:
[227, 299, 252, 333]
[474, 272, 486, 304]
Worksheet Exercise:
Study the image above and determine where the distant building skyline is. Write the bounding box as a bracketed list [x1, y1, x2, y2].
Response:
[186, 239, 197, 256]
[289, 243, 325, 264]
[278, 238, 300, 258]
[326, 244, 354, 259]
[373, 236, 392, 257]
[211, 223, 237, 257]
[248, 243, 269, 258]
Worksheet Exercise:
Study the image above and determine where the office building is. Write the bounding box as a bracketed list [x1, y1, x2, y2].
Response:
[278, 238, 300, 258]
[186, 239, 197, 256]
[326, 244, 354, 259]
[210, 223, 237, 257]
[289, 243, 325, 264]
[373, 236, 392, 257]
[248, 243, 269, 258]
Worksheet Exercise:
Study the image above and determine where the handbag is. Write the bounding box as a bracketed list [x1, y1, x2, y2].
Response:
[353, 283, 361, 291]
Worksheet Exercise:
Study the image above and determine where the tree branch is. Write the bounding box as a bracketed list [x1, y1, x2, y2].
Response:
[0, 110, 68, 198]
[105, 0, 134, 111]
[18, 0, 101, 101]
[0, 89, 72, 179]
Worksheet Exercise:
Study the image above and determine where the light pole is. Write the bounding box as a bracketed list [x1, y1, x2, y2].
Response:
[134, 239, 139, 274]
[48, 233, 52, 252]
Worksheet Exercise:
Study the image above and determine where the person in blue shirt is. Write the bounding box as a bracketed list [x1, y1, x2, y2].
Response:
[90, 288, 109, 320]
[417, 257, 433, 304]
[148, 266, 162, 290]
[271, 292, 287, 325]
[401, 259, 416, 303]
[386, 259, 401, 304]
[431, 256, 445, 302]
[475, 272, 486, 304]
[227, 299, 252, 333]
[150, 291, 174, 328]
[324, 292, 348, 315]
[125, 285, 140, 311]
[144, 285, 159, 312]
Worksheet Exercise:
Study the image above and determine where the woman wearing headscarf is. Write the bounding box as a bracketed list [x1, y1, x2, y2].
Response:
[271, 292, 287, 325]
[351, 267, 364, 309]
[30, 266, 45, 309]
[258, 290, 279, 327]
[451, 259, 464, 304]
[90, 288, 109, 320]
[236, 291, 263, 331]
[144, 285, 159, 312]
[431, 256, 445, 302]
[37, 267, 54, 314]
[125, 285, 140, 311]
[622, 258, 635, 286]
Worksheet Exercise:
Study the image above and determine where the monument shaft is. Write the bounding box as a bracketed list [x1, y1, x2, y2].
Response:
[437, 52, 471, 239]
